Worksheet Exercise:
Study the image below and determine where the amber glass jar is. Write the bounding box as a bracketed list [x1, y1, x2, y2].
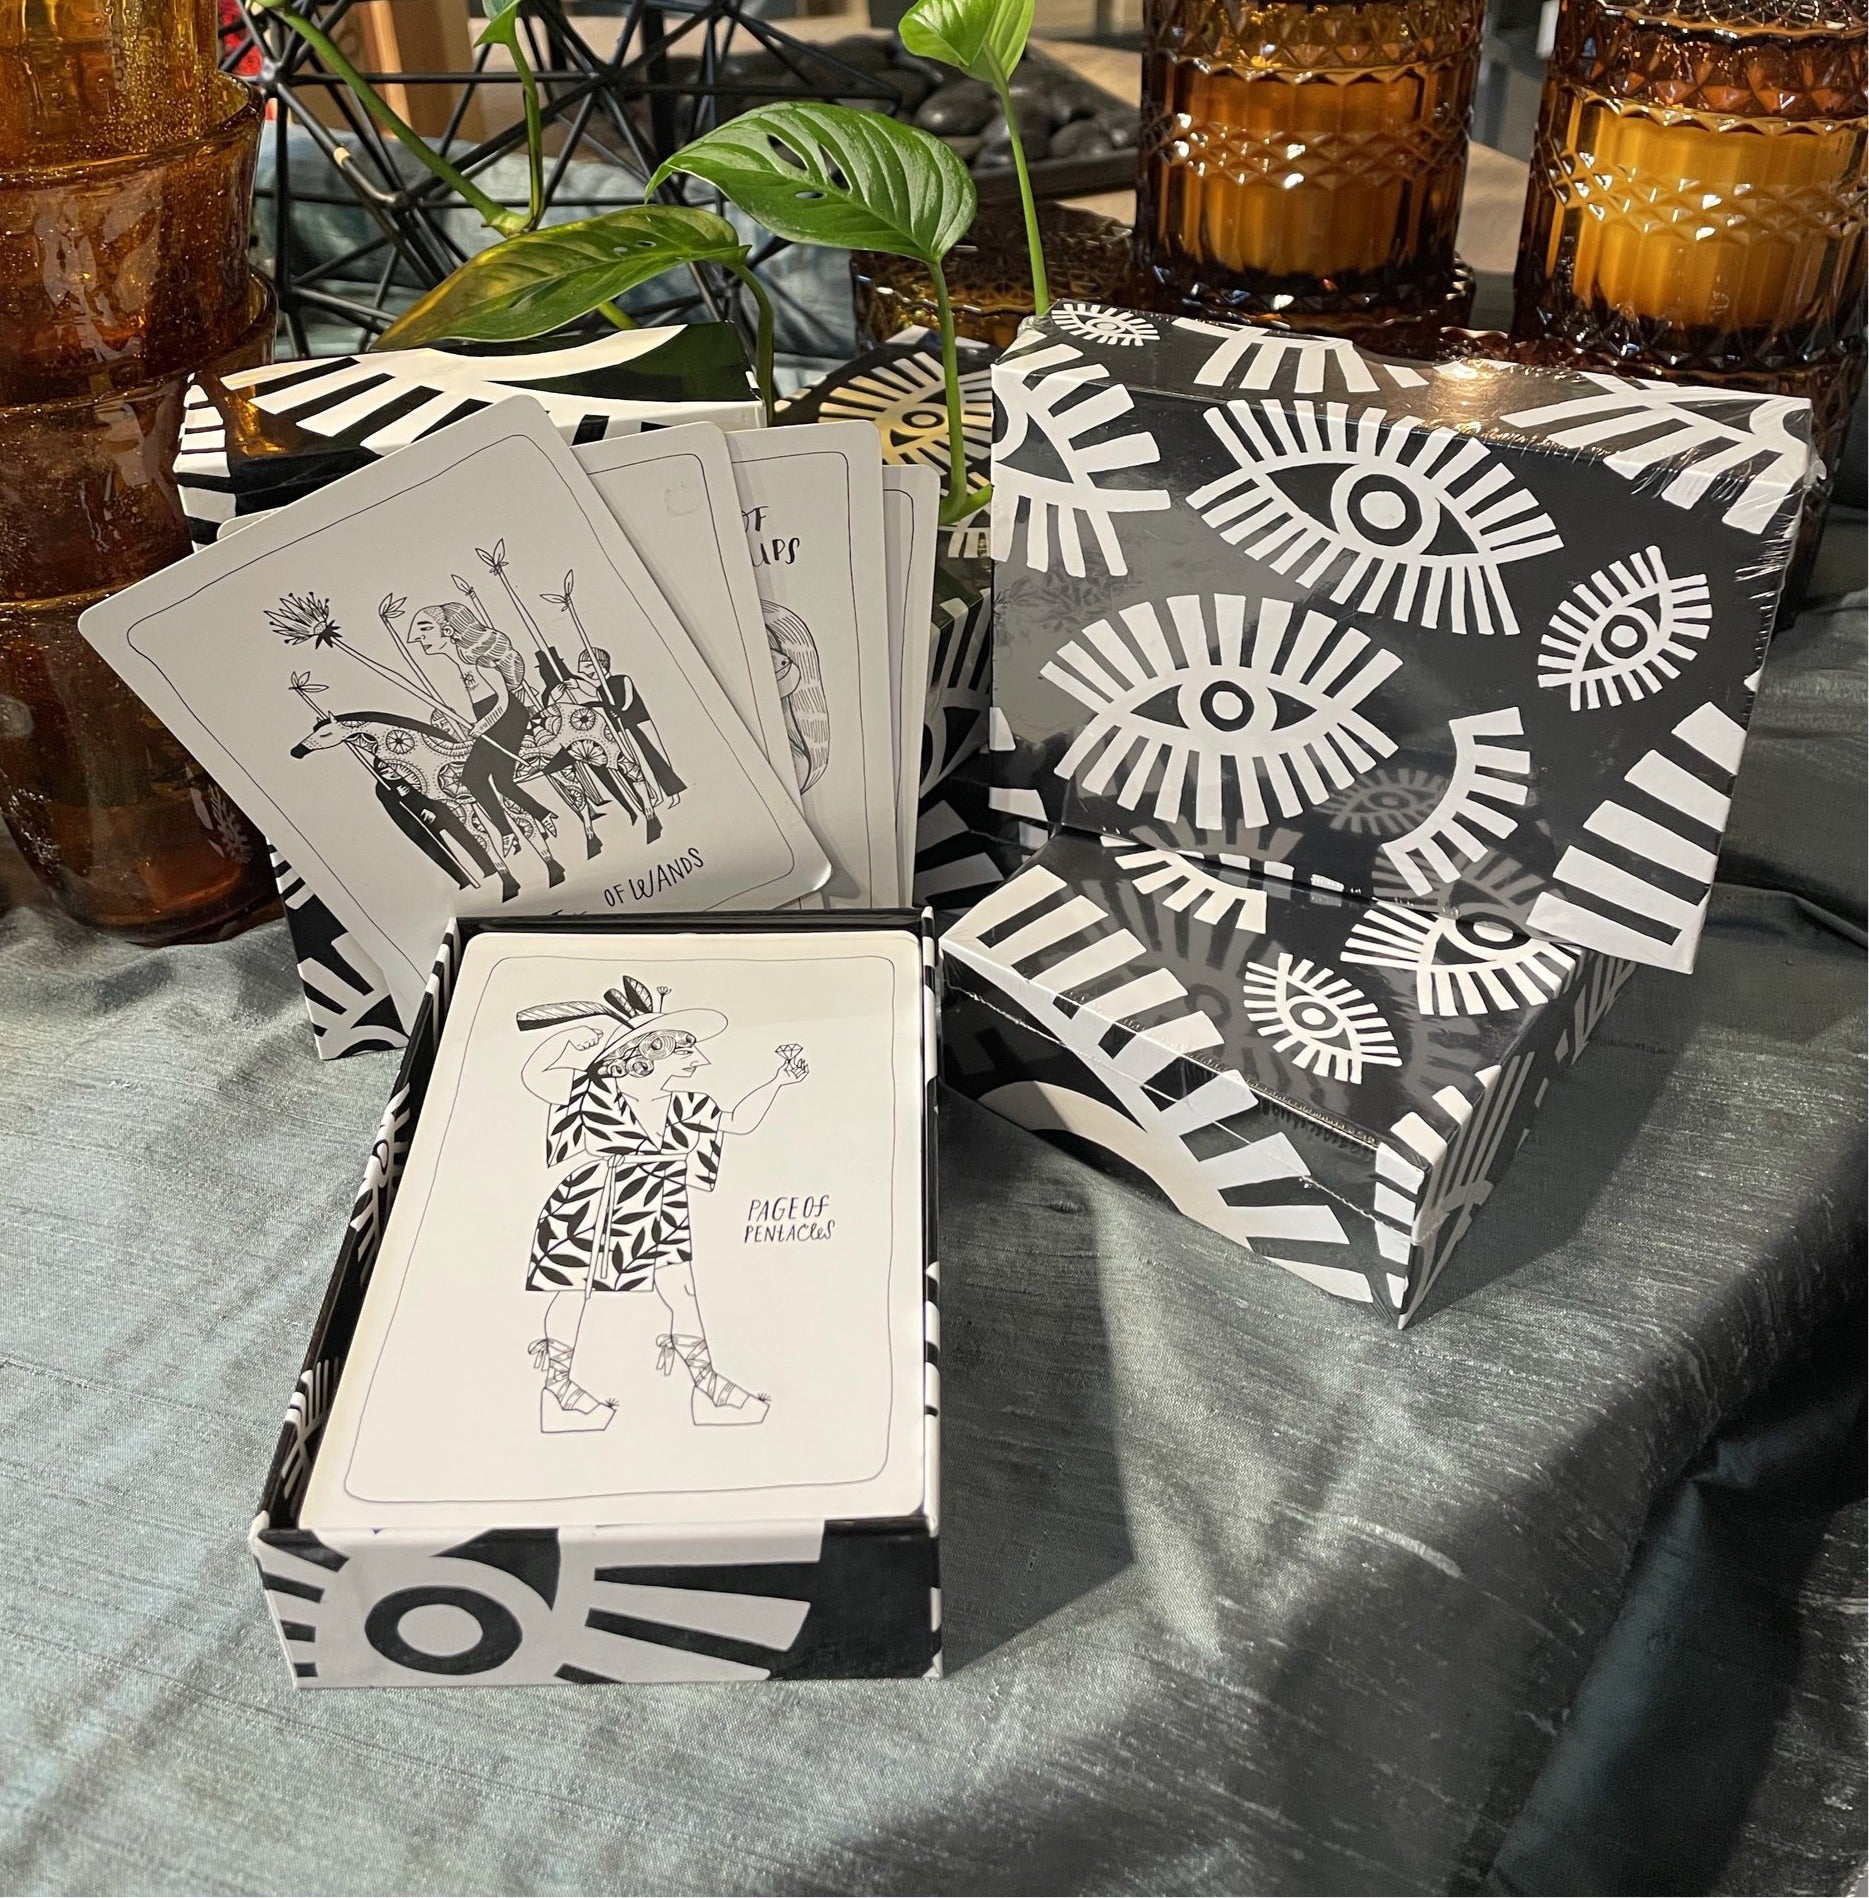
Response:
[1132, 0, 1485, 350]
[1512, 0, 1866, 591]
[0, 23, 274, 942]
[852, 205, 1135, 349]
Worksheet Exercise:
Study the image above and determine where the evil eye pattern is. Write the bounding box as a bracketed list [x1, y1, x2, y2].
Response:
[818, 352, 994, 475]
[1041, 594, 1402, 836]
[1174, 319, 1430, 396]
[1189, 401, 1564, 636]
[1240, 952, 1402, 1084]
[1051, 303, 1160, 348]
[1341, 902, 1579, 1017]
[1324, 767, 1448, 839]
[1099, 835, 1268, 935]
[990, 342, 1170, 578]
[1539, 546, 1712, 711]
[1380, 708, 1531, 898]
[1499, 375, 1811, 535]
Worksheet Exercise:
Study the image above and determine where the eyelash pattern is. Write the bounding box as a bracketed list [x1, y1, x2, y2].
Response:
[1042, 593, 1403, 835]
[1526, 697, 1744, 971]
[1099, 836, 1269, 935]
[1540, 546, 1712, 711]
[1374, 1052, 1535, 1319]
[1174, 318, 1430, 396]
[1323, 766, 1449, 840]
[1189, 400, 1565, 637]
[921, 589, 993, 797]
[1341, 902, 1579, 1017]
[990, 342, 1170, 578]
[1380, 707, 1532, 897]
[1500, 375, 1810, 535]
[1051, 303, 1160, 347]
[1240, 952, 1402, 1084]
[943, 861, 1359, 1278]
[817, 352, 994, 475]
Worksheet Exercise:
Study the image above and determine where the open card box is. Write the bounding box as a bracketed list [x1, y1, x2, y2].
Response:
[986, 306, 1817, 973]
[252, 911, 942, 1688]
[940, 828, 1635, 1323]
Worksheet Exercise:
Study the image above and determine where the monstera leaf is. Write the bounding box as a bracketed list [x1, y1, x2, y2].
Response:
[900, 0, 1035, 88]
[648, 103, 975, 266]
[374, 206, 749, 349]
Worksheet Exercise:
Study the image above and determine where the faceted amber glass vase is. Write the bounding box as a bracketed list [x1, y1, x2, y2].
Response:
[1512, 0, 1866, 594]
[852, 205, 1136, 350]
[0, 27, 275, 943]
[1132, 0, 1485, 351]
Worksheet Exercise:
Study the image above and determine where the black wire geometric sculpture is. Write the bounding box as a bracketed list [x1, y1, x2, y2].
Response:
[221, 0, 900, 355]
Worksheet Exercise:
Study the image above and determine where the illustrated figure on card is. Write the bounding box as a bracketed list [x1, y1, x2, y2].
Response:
[762, 604, 830, 793]
[515, 977, 811, 1433]
[272, 543, 689, 899]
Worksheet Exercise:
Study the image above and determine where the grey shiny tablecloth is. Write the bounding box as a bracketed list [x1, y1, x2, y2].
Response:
[1, 585, 1863, 1895]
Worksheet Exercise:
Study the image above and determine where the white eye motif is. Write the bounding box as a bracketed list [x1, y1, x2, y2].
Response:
[1174, 319, 1428, 395]
[1052, 303, 1159, 347]
[1501, 376, 1810, 535]
[1342, 902, 1579, 1016]
[1324, 766, 1448, 838]
[1240, 952, 1402, 1084]
[1189, 400, 1564, 637]
[1100, 836, 1268, 934]
[1042, 594, 1402, 836]
[1380, 707, 1531, 897]
[818, 352, 993, 474]
[1539, 546, 1712, 712]
[990, 342, 1170, 577]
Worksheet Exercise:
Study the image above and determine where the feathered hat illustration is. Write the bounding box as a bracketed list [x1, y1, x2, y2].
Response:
[515, 974, 725, 1048]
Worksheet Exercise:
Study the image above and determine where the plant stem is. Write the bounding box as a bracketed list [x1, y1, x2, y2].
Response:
[726, 259, 777, 424]
[596, 300, 636, 330]
[259, 3, 524, 237]
[509, 30, 546, 231]
[994, 76, 1050, 316]
[930, 257, 988, 525]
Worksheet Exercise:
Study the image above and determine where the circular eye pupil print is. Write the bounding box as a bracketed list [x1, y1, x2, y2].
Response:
[1463, 916, 1521, 947]
[1332, 469, 1430, 553]
[1600, 613, 1654, 656]
[905, 408, 945, 432]
[1293, 1001, 1338, 1033]
[1197, 680, 1265, 733]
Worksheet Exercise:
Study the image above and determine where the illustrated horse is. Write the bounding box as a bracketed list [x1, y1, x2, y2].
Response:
[290, 709, 603, 895]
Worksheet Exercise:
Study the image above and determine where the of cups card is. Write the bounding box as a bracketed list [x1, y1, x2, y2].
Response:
[301, 926, 929, 1530]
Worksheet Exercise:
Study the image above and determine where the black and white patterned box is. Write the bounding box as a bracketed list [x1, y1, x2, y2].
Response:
[986, 306, 1817, 973]
[252, 910, 943, 1688]
[942, 827, 1634, 1323]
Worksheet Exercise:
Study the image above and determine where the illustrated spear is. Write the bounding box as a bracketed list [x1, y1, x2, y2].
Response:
[478, 538, 565, 689]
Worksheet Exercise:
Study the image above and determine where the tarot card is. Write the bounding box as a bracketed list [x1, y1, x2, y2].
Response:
[302, 926, 929, 1529]
[573, 426, 796, 797]
[881, 465, 939, 898]
[728, 425, 901, 908]
[80, 399, 829, 1023]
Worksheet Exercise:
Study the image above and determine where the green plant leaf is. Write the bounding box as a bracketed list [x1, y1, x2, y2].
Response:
[899, 0, 1034, 88]
[476, 0, 523, 48]
[373, 206, 747, 349]
[648, 102, 975, 265]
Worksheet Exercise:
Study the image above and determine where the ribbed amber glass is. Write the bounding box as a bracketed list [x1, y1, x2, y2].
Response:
[1133, 0, 1484, 348]
[0, 8, 272, 943]
[1513, 0, 1865, 600]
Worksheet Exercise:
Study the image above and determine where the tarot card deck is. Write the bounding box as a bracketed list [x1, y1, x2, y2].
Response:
[254, 913, 941, 1688]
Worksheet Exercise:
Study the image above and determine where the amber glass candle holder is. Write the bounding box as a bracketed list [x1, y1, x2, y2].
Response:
[0, 52, 274, 943]
[1132, 0, 1485, 352]
[1513, 0, 1866, 593]
[852, 205, 1135, 350]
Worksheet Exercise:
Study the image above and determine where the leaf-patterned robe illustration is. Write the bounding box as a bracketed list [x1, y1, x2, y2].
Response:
[526, 1071, 723, 1293]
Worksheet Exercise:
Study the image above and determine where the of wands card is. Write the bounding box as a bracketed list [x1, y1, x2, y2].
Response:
[573, 424, 798, 801]
[728, 424, 901, 908]
[881, 464, 939, 898]
[80, 400, 830, 1023]
[301, 927, 929, 1530]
